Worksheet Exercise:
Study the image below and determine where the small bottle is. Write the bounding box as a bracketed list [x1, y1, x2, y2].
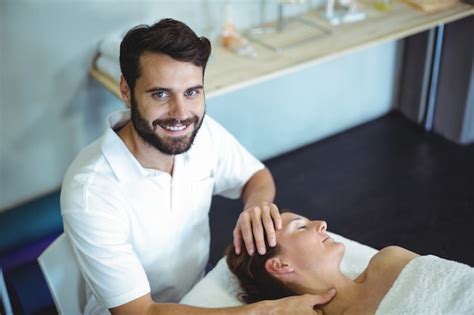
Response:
[374, 0, 392, 11]
[221, 1, 257, 58]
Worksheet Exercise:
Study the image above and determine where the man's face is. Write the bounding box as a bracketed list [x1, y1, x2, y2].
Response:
[130, 52, 206, 155]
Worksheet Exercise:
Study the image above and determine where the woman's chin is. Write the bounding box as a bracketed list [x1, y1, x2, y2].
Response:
[335, 242, 346, 261]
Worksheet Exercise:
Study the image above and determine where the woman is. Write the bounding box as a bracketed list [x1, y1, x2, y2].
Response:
[226, 211, 474, 314]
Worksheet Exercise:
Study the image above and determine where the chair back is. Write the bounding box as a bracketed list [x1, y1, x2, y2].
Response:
[38, 234, 86, 314]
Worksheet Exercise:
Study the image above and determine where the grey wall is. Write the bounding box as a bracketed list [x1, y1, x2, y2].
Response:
[0, 0, 399, 211]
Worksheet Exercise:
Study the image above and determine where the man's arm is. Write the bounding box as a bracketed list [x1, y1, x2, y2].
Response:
[111, 290, 337, 315]
[234, 167, 282, 256]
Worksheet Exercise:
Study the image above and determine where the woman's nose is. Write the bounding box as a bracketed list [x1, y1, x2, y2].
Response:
[315, 221, 327, 233]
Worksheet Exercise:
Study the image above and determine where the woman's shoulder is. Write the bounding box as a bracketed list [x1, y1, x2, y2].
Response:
[378, 245, 418, 256]
[368, 246, 419, 274]
[350, 247, 420, 312]
[378, 246, 419, 260]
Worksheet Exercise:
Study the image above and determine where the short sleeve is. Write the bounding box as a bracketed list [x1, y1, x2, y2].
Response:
[206, 117, 265, 199]
[62, 190, 150, 308]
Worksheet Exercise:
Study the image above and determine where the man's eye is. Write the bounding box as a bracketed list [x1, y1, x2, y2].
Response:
[152, 91, 169, 98]
[185, 89, 199, 97]
[298, 226, 307, 230]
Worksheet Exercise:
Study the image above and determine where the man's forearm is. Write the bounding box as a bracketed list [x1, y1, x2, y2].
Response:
[241, 168, 276, 209]
[111, 293, 268, 315]
[146, 301, 268, 315]
[147, 291, 338, 315]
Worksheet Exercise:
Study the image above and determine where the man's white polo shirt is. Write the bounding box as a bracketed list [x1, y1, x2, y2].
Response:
[61, 110, 264, 313]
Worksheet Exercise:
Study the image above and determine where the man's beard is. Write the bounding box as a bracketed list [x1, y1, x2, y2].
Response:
[130, 95, 204, 155]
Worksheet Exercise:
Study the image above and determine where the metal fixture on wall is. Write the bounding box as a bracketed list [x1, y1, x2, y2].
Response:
[424, 24, 445, 131]
[245, 0, 331, 52]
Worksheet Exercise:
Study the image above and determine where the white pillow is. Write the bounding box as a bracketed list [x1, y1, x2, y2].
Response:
[180, 232, 377, 307]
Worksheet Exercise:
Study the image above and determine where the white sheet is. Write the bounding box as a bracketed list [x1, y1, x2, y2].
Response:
[180, 232, 377, 307]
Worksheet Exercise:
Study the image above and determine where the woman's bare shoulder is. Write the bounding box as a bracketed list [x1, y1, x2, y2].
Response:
[351, 246, 420, 312]
[369, 246, 419, 272]
[379, 246, 419, 260]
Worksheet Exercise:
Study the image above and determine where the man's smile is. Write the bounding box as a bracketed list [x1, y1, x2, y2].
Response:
[153, 117, 198, 137]
[158, 121, 188, 132]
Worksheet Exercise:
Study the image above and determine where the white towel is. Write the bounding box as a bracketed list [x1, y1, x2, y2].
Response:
[95, 55, 121, 83]
[98, 32, 122, 62]
[180, 231, 377, 307]
[376, 255, 474, 315]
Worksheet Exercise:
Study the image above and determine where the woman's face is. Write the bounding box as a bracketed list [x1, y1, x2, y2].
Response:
[275, 212, 345, 274]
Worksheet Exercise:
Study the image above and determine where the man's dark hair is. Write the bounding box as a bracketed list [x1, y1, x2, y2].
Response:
[119, 18, 212, 91]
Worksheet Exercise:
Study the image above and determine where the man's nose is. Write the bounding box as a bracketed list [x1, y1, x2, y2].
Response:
[315, 221, 327, 233]
[169, 96, 188, 120]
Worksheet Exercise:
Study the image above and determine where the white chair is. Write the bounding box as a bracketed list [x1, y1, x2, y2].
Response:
[38, 233, 86, 314]
[0, 268, 13, 315]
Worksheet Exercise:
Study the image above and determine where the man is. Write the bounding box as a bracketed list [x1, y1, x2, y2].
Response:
[61, 18, 335, 314]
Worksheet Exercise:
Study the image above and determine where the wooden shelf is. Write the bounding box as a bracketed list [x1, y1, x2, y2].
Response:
[90, 1, 473, 100]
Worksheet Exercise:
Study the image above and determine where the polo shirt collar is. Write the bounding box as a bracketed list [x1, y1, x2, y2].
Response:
[100, 109, 152, 181]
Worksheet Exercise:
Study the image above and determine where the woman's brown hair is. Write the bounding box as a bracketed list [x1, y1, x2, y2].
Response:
[225, 238, 296, 303]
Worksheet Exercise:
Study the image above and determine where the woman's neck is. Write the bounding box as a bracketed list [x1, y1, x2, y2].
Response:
[306, 271, 361, 315]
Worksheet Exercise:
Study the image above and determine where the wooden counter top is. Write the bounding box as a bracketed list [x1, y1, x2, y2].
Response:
[90, 1, 473, 100]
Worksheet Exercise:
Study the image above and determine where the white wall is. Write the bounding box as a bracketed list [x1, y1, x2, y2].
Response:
[207, 40, 400, 160]
[0, 0, 400, 211]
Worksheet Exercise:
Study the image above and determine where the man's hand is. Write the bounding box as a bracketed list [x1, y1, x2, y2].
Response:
[233, 201, 282, 255]
[261, 289, 337, 315]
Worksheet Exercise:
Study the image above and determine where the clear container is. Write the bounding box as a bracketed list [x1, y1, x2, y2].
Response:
[374, 0, 392, 11]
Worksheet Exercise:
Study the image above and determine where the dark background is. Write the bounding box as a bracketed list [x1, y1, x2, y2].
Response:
[208, 112, 474, 267]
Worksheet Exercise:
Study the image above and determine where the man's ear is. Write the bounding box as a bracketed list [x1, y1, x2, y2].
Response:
[120, 75, 131, 108]
[265, 257, 294, 278]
